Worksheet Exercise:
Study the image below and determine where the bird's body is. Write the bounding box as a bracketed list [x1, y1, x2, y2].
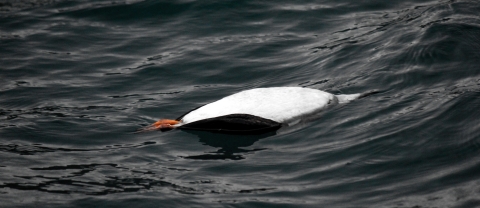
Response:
[141, 87, 369, 134]
[182, 87, 337, 125]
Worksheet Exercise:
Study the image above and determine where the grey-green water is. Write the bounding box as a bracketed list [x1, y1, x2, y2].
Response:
[1, 0, 480, 207]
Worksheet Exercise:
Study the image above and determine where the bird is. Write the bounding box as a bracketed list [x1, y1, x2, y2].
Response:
[139, 87, 376, 134]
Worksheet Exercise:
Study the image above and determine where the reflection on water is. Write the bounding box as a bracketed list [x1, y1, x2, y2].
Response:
[182, 130, 273, 160]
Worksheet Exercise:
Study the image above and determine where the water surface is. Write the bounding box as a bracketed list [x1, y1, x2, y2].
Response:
[1, 0, 480, 207]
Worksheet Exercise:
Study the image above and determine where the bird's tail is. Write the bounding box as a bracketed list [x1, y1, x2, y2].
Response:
[335, 90, 380, 104]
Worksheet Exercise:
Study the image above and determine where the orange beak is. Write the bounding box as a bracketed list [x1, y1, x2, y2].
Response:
[137, 119, 180, 133]
[153, 119, 180, 128]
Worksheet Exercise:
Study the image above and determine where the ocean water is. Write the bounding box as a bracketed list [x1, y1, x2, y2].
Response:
[1, 0, 480, 207]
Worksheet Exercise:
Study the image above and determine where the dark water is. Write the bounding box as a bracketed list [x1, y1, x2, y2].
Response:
[1, 0, 480, 207]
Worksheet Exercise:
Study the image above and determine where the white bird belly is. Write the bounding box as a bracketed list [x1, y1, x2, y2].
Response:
[181, 87, 336, 125]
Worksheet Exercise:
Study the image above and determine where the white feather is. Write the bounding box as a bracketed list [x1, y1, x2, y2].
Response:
[181, 87, 360, 125]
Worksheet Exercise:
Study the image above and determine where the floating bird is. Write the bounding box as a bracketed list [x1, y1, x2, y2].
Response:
[139, 87, 375, 134]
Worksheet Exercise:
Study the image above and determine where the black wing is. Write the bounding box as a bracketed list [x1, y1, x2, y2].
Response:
[178, 114, 282, 135]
